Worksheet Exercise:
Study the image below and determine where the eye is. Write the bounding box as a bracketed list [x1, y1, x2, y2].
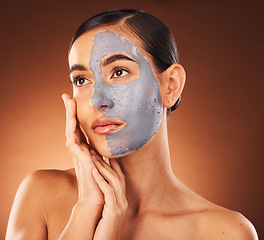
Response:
[72, 75, 91, 87]
[112, 68, 129, 78]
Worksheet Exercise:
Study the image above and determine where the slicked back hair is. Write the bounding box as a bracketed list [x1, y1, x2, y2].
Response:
[71, 9, 181, 112]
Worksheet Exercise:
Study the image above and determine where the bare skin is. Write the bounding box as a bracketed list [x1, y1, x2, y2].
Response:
[5, 25, 258, 240]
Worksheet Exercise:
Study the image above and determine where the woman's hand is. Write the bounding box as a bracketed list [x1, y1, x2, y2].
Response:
[62, 93, 104, 208]
[61, 93, 127, 240]
[91, 151, 128, 240]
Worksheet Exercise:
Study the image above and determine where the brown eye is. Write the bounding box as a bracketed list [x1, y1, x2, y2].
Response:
[113, 69, 128, 78]
[72, 75, 91, 87]
[77, 78, 86, 86]
[116, 70, 123, 77]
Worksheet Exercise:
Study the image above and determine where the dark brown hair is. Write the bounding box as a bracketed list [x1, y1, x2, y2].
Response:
[71, 9, 181, 112]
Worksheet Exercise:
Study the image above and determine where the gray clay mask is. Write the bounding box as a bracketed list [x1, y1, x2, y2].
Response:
[90, 31, 163, 157]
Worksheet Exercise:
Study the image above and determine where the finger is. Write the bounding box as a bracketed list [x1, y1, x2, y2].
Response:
[91, 153, 126, 195]
[67, 99, 76, 133]
[66, 100, 82, 147]
[62, 93, 72, 133]
[65, 96, 89, 150]
[92, 156, 127, 208]
[90, 151, 113, 171]
[65, 99, 78, 147]
[62, 93, 71, 110]
[92, 155, 118, 187]
[64, 98, 93, 165]
[109, 159, 126, 194]
[92, 168, 117, 209]
[64, 95, 75, 140]
[109, 159, 127, 206]
[76, 120, 90, 149]
[62, 93, 71, 137]
[109, 159, 125, 181]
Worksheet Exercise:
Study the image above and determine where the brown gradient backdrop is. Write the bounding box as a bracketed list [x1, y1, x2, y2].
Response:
[0, 0, 263, 238]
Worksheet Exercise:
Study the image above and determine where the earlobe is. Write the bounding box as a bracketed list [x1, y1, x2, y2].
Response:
[163, 63, 186, 109]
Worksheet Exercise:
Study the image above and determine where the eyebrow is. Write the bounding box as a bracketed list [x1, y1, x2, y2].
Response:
[69, 64, 87, 75]
[69, 54, 136, 75]
[102, 54, 136, 67]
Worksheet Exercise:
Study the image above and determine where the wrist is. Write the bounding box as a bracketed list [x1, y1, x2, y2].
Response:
[76, 199, 103, 209]
[73, 201, 103, 219]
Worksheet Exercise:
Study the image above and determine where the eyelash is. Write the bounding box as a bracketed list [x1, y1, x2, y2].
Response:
[111, 66, 129, 78]
[71, 74, 90, 87]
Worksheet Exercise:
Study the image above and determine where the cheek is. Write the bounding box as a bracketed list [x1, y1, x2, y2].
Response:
[74, 88, 94, 125]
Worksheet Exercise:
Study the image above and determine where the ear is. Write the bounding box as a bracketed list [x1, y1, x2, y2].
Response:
[161, 63, 186, 109]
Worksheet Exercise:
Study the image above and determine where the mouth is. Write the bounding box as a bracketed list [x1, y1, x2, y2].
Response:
[91, 118, 127, 135]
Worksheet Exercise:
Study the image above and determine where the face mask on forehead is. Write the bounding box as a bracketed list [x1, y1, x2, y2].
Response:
[89, 30, 163, 157]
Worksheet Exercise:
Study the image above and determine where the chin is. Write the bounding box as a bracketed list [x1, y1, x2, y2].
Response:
[95, 149, 120, 159]
[89, 141, 117, 159]
[94, 144, 133, 159]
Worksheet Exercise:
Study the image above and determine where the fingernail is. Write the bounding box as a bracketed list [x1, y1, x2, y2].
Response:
[93, 168, 99, 174]
[92, 155, 98, 161]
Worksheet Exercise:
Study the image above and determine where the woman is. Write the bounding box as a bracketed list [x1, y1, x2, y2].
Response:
[5, 9, 258, 240]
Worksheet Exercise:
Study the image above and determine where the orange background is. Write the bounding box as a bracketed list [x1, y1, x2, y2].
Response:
[0, 0, 263, 239]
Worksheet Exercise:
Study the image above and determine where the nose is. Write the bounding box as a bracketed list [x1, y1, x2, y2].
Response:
[91, 84, 114, 111]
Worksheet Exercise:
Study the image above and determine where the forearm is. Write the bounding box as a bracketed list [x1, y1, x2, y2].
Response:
[58, 202, 102, 240]
[93, 213, 126, 240]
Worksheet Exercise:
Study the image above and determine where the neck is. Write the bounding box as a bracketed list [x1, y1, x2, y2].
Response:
[117, 115, 178, 216]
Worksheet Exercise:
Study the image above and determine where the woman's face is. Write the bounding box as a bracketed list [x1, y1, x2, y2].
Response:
[69, 26, 163, 158]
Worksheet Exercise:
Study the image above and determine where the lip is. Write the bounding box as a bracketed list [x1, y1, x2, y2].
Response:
[91, 118, 127, 135]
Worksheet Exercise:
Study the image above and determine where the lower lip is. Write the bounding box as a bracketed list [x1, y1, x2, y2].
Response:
[93, 124, 123, 135]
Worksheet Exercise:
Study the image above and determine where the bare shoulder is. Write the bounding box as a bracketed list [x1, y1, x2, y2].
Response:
[198, 204, 259, 240]
[18, 168, 78, 217]
[167, 184, 258, 240]
[15, 168, 77, 207]
[5, 168, 77, 240]
[27, 168, 77, 193]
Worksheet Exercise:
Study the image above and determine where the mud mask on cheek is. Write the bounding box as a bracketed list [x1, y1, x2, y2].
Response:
[90, 31, 163, 157]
